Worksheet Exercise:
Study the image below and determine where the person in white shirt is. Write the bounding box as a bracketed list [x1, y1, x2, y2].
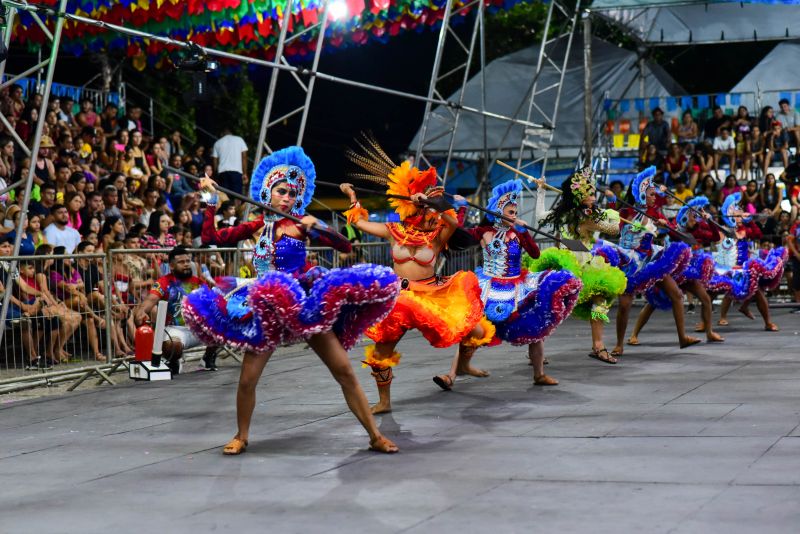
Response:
[713, 128, 737, 176]
[211, 127, 248, 199]
[778, 98, 800, 147]
[43, 204, 82, 253]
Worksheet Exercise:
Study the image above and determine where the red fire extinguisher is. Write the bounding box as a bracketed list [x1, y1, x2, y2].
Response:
[135, 320, 154, 362]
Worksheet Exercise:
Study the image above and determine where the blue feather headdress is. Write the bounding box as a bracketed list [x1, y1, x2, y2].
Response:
[676, 196, 710, 229]
[721, 191, 750, 227]
[631, 166, 659, 205]
[486, 179, 523, 222]
[250, 146, 316, 217]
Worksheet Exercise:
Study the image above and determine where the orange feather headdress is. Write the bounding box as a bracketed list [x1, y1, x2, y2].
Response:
[346, 132, 443, 222]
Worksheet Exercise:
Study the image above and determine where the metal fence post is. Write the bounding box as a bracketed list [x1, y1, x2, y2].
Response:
[103, 249, 115, 366]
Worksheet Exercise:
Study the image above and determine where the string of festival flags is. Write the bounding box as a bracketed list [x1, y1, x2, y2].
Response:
[10, 0, 523, 68]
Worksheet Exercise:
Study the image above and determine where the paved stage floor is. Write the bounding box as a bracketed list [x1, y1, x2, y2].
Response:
[1, 309, 799, 533]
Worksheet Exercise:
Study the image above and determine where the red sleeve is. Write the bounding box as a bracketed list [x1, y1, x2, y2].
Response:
[516, 229, 540, 259]
[311, 227, 352, 253]
[691, 220, 720, 245]
[201, 205, 263, 246]
[149, 276, 168, 298]
[456, 206, 468, 226]
[462, 225, 492, 241]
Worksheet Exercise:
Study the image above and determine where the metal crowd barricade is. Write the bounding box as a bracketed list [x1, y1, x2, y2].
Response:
[0, 252, 116, 393]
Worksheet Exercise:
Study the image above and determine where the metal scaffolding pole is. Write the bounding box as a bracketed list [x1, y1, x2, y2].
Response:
[254, 0, 295, 163]
[296, 0, 331, 146]
[582, 11, 592, 163]
[0, 0, 71, 349]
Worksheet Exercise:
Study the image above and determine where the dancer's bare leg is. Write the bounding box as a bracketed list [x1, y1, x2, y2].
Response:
[368, 340, 401, 414]
[226, 349, 272, 452]
[530, 341, 558, 385]
[661, 276, 700, 348]
[754, 290, 779, 331]
[455, 322, 490, 377]
[629, 303, 654, 345]
[614, 293, 633, 356]
[685, 280, 723, 342]
[719, 295, 732, 325]
[307, 332, 398, 452]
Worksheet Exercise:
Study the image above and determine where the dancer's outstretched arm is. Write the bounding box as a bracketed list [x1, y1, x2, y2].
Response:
[340, 183, 391, 239]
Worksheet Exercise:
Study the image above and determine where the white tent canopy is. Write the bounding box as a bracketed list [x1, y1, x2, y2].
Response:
[590, 1, 800, 46]
[730, 41, 800, 94]
[410, 35, 682, 156]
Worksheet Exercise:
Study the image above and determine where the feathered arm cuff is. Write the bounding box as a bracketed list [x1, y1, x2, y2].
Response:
[344, 202, 370, 224]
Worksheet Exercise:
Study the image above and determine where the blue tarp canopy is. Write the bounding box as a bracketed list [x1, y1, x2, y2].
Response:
[590, 1, 800, 45]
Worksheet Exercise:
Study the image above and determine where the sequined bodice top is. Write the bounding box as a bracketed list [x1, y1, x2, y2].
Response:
[482, 230, 522, 278]
[253, 221, 306, 277]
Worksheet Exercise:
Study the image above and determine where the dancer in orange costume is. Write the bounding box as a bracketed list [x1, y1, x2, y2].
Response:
[340, 139, 494, 414]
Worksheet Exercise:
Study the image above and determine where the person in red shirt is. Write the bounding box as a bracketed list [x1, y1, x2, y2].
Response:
[135, 246, 219, 372]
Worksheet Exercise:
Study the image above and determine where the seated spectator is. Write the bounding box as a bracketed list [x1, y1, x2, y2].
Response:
[639, 107, 671, 156]
[64, 191, 83, 231]
[134, 246, 218, 372]
[751, 125, 766, 177]
[777, 98, 800, 147]
[100, 102, 119, 135]
[75, 98, 98, 129]
[75, 240, 132, 357]
[0, 136, 16, 185]
[719, 175, 740, 205]
[742, 179, 761, 214]
[48, 245, 107, 362]
[0, 235, 44, 369]
[733, 106, 753, 180]
[28, 213, 46, 249]
[43, 204, 81, 253]
[677, 110, 698, 147]
[704, 105, 732, 141]
[101, 184, 124, 223]
[5, 209, 36, 256]
[100, 215, 126, 252]
[672, 177, 694, 204]
[690, 144, 714, 189]
[713, 128, 736, 175]
[761, 173, 783, 220]
[764, 121, 790, 174]
[640, 143, 664, 172]
[141, 210, 176, 250]
[664, 143, 688, 185]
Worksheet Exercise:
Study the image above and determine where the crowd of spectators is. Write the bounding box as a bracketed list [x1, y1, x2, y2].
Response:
[0, 84, 252, 369]
[636, 99, 800, 248]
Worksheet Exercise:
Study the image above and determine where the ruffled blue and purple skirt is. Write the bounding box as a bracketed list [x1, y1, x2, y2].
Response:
[593, 241, 691, 295]
[708, 247, 787, 301]
[183, 264, 400, 353]
[476, 267, 582, 346]
[645, 250, 715, 310]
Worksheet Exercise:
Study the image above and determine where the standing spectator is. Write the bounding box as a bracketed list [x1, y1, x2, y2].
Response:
[777, 98, 800, 147]
[713, 128, 736, 176]
[639, 107, 671, 156]
[764, 121, 790, 175]
[43, 204, 81, 253]
[134, 246, 218, 372]
[211, 126, 248, 197]
[751, 125, 766, 177]
[758, 106, 775, 134]
[677, 110, 699, 147]
[703, 106, 732, 141]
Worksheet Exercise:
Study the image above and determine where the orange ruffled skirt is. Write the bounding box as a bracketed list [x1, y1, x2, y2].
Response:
[366, 271, 493, 348]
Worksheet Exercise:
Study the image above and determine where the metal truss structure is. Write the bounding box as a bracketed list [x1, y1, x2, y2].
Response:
[0, 0, 578, 343]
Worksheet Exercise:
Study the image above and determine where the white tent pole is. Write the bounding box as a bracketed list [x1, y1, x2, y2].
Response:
[583, 11, 592, 163]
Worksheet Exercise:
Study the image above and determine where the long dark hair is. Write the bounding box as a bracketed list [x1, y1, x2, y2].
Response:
[540, 176, 588, 237]
[50, 245, 72, 276]
[146, 210, 167, 237]
[100, 215, 123, 240]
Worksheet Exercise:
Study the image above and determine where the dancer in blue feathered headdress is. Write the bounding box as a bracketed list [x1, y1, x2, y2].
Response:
[183, 146, 402, 456]
[431, 178, 582, 389]
[594, 165, 699, 357]
[711, 190, 786, 332]
[627, 195, 725, 346]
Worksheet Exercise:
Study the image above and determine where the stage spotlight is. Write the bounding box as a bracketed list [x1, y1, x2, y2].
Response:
[330, 0, 348, 20]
